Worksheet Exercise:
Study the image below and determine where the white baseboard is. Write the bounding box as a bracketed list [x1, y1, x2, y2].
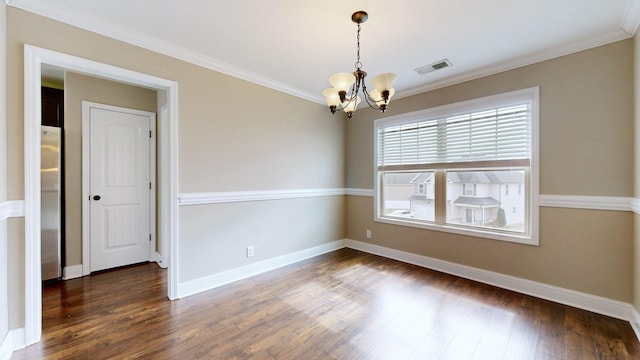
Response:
[10, 328, 25, 352]
[0, 327, 25, 360]
[177, 240, 346, 298]
[62, 265, 83, 280]
[345, 239, 632, 322]
[0, 332, 11, 360]
[156, 252, 167, 268]
[178, 237, 634, 323]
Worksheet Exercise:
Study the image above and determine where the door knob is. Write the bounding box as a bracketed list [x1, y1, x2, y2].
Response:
[93, 195, 101, 201]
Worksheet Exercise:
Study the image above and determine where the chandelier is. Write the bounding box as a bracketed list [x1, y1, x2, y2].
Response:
[323, 11, 396, 118]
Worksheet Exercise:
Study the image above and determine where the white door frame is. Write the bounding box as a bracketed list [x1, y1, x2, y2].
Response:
[82, 101, 157, 274]
[23, 45, 179, 346]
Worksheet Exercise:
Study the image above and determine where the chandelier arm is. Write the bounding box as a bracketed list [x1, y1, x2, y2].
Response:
[338, 82, 360, 109]
[352, 79, 361, 99]
[361, 86, 377, 104]
[361, 94, 383, 111]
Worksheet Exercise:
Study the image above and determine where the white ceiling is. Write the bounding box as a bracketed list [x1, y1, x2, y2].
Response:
[10, 0, 640, 104]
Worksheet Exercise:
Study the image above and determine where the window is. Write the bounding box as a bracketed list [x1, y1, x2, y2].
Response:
[375, 88, 539, 244]
[463, 184, 476, 196]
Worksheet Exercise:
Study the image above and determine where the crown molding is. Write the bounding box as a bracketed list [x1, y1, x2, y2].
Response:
[7, 0, 636, 105]
[6, 0, 322, 104]
[395, 28, 632, 100]
[621, 0, 640, 35]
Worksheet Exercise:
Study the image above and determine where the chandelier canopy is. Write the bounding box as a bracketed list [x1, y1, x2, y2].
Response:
[323, 11, 396, 119]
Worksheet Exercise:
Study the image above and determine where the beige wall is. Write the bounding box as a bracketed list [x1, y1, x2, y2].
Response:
[633, 34, 640, 313]
[346, 39, 634, 302]
[64, 72, 158, 266]
[5, 4, 635, 336]
[179, 197, 345, 282]
[6, 7, 345, 329]
[0, 0, 8, 344]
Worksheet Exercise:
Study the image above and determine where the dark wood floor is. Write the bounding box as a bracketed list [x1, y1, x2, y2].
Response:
[12, 248, 640, 359]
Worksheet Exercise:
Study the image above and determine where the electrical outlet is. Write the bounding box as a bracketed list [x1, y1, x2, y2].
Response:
[366, 229, 371, 239]
[247, 245, 255, 258]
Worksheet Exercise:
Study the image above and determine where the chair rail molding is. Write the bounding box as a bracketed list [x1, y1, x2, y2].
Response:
[0, 200, 25, 221]
[631, 197, 640, 215]
[539, 194, 633, 211]
[345, 189, 635, 212]
[178, 188, 346, 206]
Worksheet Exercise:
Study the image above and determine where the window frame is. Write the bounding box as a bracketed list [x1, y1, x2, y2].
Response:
[374, 87, 539, 245]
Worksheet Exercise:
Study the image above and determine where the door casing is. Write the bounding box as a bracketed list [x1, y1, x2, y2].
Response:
[23, 45, 179, 346]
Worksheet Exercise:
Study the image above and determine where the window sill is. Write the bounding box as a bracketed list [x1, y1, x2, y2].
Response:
[375, 216, 539, 246]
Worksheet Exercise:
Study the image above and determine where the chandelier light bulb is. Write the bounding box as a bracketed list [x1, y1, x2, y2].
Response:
[329, 73, 356, 92]
[322, 88, 341, 107]
[371, 73, 397, 94]
[342, 96, 361, 117]
[371, 88, 395, 105]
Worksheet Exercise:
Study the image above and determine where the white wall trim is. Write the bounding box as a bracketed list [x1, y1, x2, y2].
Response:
[23, 44, 180, 347]
[62, 265, 83, 280]
[0, 200, 24, 221]
[621, 0, 640, 35]
[178, 188, 346, 206]
[345, 239, 632, 321]
[174, 236, 636, 335]
[6, 0, 320, 104]
[178, 240, 346, 298]
[631, 198, 640, 215]
[345, 188, 374, 197]
[0, 332, 11, 360]
[10, 328, 25, 353]
[156, 252, 167, 268]
[539, 194, 633, 211]
[347, 188, 636, 212]
[7, 0, 637, 105]
[396, 29, 631, 99]
[0, 327, 25, 360]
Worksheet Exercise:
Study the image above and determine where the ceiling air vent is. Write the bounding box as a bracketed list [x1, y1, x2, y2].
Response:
[415, 59, 453, 75]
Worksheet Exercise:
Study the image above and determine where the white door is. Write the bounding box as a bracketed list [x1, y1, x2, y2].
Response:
[85, 102, 155, 272]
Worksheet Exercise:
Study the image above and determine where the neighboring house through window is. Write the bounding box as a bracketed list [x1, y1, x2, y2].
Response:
[375, 87, 539, 244]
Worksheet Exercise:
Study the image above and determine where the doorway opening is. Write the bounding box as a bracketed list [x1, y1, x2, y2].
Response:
[24, 45, 179, 346]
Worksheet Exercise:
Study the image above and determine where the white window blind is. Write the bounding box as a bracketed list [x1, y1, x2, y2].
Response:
[377, 103, 531, 169]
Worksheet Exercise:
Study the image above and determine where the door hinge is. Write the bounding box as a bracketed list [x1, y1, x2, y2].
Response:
[149, 234, 152, 241]
[149, 182, 152, 190]
[149, 130, 152, 138]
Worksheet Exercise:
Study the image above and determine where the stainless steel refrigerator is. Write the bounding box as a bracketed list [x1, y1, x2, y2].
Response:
[41, 126, 62, 281]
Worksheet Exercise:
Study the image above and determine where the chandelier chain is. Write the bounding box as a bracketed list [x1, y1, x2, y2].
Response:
[355, 23, 362, 69]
